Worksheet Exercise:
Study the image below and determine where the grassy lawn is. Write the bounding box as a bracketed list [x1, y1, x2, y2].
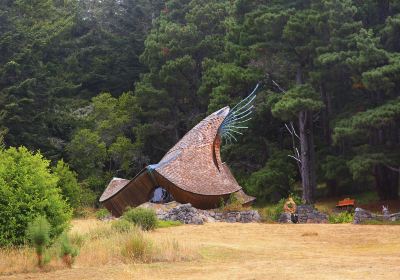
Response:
[1, 219, 400, 280]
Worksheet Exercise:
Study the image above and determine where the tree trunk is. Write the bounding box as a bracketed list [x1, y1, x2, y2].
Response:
[371, 127, 399, 200]
[374, 165, 399, 200]
[327, 179, 338, 197]
[378, 0, 390, 23]
[320, 83, 332, 145]
[299, 110, 317, 204]
[37, 253, 43, 268]
[322, 84, 337, 195]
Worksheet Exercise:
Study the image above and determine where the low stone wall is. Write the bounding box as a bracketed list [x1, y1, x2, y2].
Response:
[279, 205, 328, 224]
[353, 208, 400, 224]
[297, 205, 328, 223]
[154, 203, 261, 224]
[157, 203, 205, 224]
[205, 209, 261, 223]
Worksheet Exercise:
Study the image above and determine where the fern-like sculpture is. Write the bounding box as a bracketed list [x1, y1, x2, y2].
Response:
[218, 83, 260, 143]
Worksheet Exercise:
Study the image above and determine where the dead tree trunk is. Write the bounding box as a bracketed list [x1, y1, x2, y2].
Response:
[299, 110, 317, 204]
[296, 67, 317, 204]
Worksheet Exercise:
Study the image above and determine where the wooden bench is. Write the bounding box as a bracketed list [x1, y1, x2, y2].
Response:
[336, 198, 355, 210]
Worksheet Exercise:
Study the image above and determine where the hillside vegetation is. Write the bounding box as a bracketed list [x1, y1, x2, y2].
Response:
[1, 0, 400, 206]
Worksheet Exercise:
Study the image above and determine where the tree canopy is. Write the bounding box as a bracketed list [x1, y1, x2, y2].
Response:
[0, 0, 399, 205]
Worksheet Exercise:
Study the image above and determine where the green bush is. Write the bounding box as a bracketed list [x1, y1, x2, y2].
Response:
[122, 208, 157, 231]
[73, 207, 93, 218]
[112, 219, 133, 233]
[59, 232, 79, 268]
[122, 230, 153, 263]
[26, 216, 51, 267]
[219, 193, 245, 213]
[260, 193, 302, 222]
[0, 147, 72, 246]
[78, 187, 97, 208]
[52, 160, 81, 210]
[80, 175, 107, 205]
[329, 212, 354, 224]
[66, 129, 107, 180]
[95, 208, 110, 220]
[245, 149, 297, 202]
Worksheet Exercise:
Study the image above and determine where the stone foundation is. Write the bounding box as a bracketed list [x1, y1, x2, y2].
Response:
[353, 208, 400, 224]
[157, 203, 205, 224]
[143, 202, 261, 224]
[279, 205, 328, 224]
[205, 209, 261, 223]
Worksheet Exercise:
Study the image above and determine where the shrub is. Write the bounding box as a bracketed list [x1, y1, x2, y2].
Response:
[329, 212, 354, 224]
[80, 176, 105, 206]
[245, 149, 297, 202]
[121, 231, 153, 263]
[26, 216, 51, 267]
[95, 208, 110, 220]
[78, 186, 97, 208]
[52, 160, 81, 210]
[0, 147, 72, 246]
[59, 233, 79, 268]
[219, 193, 245, 213]
[112, 219, 133, 233]
[122, 208, 157, 231]
[73, 207, 94, 218]
[260, 193, 302, 222]
[66, 129, 107, 179]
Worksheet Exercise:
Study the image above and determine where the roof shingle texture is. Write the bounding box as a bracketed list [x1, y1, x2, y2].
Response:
[155, 106, 242, 195]
[99, 177, 130, 202]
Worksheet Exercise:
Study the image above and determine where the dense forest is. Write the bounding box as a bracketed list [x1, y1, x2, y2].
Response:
[1, 0, 399, 208]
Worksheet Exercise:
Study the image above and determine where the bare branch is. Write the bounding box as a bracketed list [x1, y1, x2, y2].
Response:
[288, 155, 301, 162]
[384, 164, 400, 172]
[272, 79, 287, 93]
[290, 122, 300, 139]
[285, 123, 293, 135]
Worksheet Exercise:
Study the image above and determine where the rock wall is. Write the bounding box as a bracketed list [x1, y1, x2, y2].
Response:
[297, 205, 328, 223]
[353, 208, 400, 224]
[157, 203, 205, 224]
[206, 209, 261, 223]
[279, 205, 328, 224]
[154, 203, 261, 224]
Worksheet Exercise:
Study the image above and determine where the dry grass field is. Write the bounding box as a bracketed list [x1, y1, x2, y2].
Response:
[1, 220, 400, 280]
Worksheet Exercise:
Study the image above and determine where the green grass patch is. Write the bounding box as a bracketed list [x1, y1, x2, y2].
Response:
[360, 220, 400, 225]
[156, 220, 183, 228]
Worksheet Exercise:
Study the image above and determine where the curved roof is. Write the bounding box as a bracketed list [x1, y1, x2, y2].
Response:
[99, 177, 130, 202]
[153, 106, 242, 196]
[99, 105, 255, 211]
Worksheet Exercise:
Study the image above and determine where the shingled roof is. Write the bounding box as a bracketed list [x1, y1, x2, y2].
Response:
[153, 106, 241, 196]
[100, 85, 259, 215]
